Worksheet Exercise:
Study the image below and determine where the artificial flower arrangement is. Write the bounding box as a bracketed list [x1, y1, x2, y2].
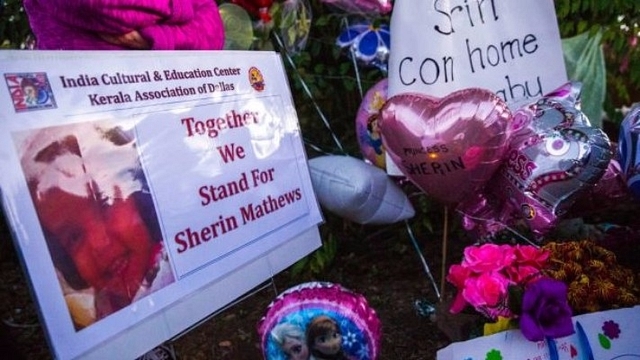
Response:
[446, 240, 640, 342]
[542, 240, 639, 315]
[446, 243, 574, 341]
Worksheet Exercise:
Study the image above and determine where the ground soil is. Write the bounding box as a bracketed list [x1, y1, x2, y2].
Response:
[1, 198, 639, 360]
[0, 203, 466, 360]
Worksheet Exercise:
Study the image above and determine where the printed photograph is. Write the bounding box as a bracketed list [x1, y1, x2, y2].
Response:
[13, 120, 174, 331]
[4, 72, 57, 112]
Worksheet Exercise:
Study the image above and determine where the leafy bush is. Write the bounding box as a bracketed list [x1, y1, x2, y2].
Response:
[2, 1, 637, 275]
[0, 0, 31, 48]
[555, 0, 640, 122]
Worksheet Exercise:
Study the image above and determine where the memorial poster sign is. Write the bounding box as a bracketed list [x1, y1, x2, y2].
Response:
[0, 50, 323, 359]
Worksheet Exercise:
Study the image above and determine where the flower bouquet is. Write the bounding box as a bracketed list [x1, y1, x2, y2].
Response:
[439, 240, 640, 360]
[446, 243, 575, 342]
[445, 240, 640, 343]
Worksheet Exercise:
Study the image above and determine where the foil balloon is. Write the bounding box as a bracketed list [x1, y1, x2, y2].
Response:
[219, 3, 255, 50]
[618, 103, 640, 200]
[336, 21, 390, 71]
[321, 0, 392, 15]
[568, 156, 634, 218]
[356, 78, 388, 168]
[308, 155, 414, 224]
[275, 0, 312, 55]
[379, 88, 512, 206]
[258, 282, 381, 360]
[459, 82, 613, 237]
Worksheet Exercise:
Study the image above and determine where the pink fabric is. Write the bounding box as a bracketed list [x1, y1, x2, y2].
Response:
[24, 0, 225, 50]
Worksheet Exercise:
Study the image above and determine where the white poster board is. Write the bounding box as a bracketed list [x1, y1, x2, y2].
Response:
[437, 306, 640, 360]
[388, 0, 567, 102]
[386, 0, 569, 175]
[0, 50, 323, 360]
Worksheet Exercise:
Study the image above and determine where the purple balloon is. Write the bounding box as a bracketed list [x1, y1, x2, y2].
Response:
[321, 0, 392, 14]
[618, 103, 640, 200]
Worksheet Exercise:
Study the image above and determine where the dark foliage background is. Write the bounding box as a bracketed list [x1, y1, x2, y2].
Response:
[1, 0, 639, 359]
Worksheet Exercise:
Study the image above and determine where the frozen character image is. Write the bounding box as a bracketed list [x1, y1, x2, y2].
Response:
[271, 323, 310, 360]
[14, 121, 174, 330]
[306, 315, 348, 360]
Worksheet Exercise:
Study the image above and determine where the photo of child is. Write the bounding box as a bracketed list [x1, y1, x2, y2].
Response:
[13, 120, 174, 331]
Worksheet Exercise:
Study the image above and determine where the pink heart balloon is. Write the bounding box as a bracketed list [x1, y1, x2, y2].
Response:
[379, 89, 512, 205]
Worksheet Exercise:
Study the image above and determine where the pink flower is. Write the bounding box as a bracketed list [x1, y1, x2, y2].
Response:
[446, 244, 559, 322]
[513, 245, 550, 268]
[506, 264, 541, 284]
[462, 244, 515, 273]
[462, 271, 512, 319]
[446, 264, 471, 288]
[446, 264, 472, 314]
[506, 245, 549, 283]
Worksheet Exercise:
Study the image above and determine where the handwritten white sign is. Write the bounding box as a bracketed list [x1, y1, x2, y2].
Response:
[388, 0, 567, 102]
[0, 50, 322, 360]
[386, 0, 568, 175]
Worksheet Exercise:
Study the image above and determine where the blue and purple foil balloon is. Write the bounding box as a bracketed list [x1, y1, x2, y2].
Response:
[336, 21, 390, 72]
[618, 103, 640, 200]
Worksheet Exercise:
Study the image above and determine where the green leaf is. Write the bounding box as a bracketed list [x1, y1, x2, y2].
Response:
[598, 333, 612, 349]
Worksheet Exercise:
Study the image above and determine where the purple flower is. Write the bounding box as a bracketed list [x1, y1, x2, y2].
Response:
[602, 320, 621, 339]
[519, 278, 575, 342]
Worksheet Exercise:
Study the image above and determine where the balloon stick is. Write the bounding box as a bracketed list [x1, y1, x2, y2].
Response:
[272, 31, 345, 153]
[341, 17, 365, 100]
[405, 220, 440, 300]
[440, 206, 448, 302]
